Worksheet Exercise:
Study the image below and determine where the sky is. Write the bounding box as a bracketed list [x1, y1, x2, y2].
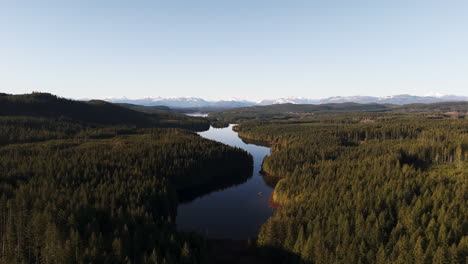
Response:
[1, 0, 467, 101]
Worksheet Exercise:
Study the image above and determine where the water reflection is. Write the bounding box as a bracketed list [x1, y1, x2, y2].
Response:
[261, 174, 281, 189]
[177, 166, 253, 204]
[176, 125, 275, 239]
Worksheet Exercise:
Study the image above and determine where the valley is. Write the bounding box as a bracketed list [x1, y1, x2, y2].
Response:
[0, 93, 466, 264]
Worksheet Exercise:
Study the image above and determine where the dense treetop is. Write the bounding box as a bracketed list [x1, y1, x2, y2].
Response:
[234, 113, 467, 264]
[0, 92, 209, 131]
[208, 101, 468, 125]
[0, 93, 252, 264]
[1, 93, 467, 263]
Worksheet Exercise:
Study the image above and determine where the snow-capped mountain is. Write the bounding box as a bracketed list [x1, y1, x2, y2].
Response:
[106, 94, 467, 108]
[106, 97, 255, 108]
[259, 94, 468, 105]
[317, 94, 468, 105]
[257, 97, 319, 105]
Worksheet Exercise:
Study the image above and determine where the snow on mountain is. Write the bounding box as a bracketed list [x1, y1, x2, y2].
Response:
[106, 94, 468, 108]
[316, 94, 468, 105]
[106, 97, 255, 108]
[258, 97, 318, 105]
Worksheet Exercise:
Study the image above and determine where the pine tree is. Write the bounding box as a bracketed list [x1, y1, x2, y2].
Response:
[112, 238, 122, 259]
[150, 248, 159, 264]
[432, 246, 447, 264]
[181, 241, 191, 264]
[375, 245, 386, 264]
[293, 227, 305, 255]
[284, 224, 295, 251]
[301, 235, 314, 263]
[413, 237, 425, 264]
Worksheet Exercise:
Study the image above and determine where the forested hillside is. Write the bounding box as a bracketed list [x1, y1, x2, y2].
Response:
[2, 93, 467, 263]
[0, 93, 209, 133]
[394, 101, 468, 113]
[208, 103, 390, 124]
[0, 93, 252, 264]
[208, 101, 468, 125]
[235, 114, 467, 264]
[117, 103, 173, 113]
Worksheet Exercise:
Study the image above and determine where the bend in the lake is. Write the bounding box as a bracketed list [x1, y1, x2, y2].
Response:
[176, 124, 275, 240]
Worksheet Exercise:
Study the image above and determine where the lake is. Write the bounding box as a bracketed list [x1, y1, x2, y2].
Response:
[176, 124, 275, 240]
[185, 112, 208, 117]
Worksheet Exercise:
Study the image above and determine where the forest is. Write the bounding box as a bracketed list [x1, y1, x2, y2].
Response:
[0, 92, 210, 135]
[208, 101, 468, 125]
[1, 92, 467, 264]
[0, 93, 252, 264]
[234, 113, 467, 264]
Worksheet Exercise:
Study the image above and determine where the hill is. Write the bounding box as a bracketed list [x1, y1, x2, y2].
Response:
[394, 101, 468, 113]
[117, 103, 173, 113]
[208, 101, 468, 124]
[0, 92, 253, 263]
[0, 93, 209, 130]
[208, 102, 391, 123]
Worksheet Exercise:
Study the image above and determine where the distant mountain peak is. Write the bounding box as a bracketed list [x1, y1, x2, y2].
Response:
[105, 94, 468, 109]
[423, 92, 448, 98]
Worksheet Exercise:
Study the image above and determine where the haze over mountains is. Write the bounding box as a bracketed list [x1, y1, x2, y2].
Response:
[106, 94, 468, 109]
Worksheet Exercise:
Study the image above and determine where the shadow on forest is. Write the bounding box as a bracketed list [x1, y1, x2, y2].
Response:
[177, 167, 280, 204]
[176, 165, 254, 204]
[239, 136, 271, 148]
[399, 149, 431, 170]
[206, 239, 305, 264]
[261, 173, 281, 189]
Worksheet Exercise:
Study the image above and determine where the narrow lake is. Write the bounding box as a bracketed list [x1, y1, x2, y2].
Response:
[176, 124, 275, 240]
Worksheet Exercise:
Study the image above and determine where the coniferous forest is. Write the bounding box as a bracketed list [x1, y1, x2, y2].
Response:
[232, 113, 468, 264]
[0, 93, 252, 264]
[1, 93, 467, 264]
[4, 1, 468, 263]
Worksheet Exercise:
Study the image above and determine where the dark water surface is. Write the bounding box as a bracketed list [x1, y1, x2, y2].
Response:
[176, 124, 275, 239]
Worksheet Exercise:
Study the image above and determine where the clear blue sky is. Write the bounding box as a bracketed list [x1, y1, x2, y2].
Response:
[1, 0, 467, 100]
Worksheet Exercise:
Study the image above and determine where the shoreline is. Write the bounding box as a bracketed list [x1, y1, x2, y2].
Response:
[268, 191, 282, 209]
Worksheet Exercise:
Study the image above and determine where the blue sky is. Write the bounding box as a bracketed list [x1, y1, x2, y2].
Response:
[1, 0, 467, 100]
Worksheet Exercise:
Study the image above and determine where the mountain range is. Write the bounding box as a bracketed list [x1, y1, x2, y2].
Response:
[105, 94, 468, 109]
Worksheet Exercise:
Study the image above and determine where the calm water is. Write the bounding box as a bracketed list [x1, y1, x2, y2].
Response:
[176, 124, 274, 239]
[185, 112, 208, 117]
